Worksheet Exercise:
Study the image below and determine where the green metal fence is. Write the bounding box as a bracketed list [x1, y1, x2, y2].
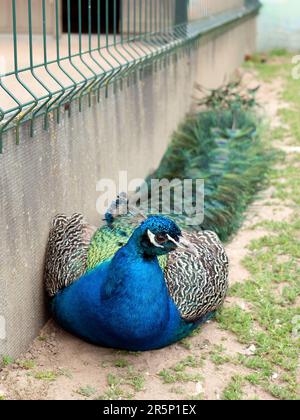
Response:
[0, 0, 260, 152]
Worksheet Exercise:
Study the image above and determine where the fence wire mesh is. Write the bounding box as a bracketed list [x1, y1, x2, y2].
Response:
[0, 0, 260, 152]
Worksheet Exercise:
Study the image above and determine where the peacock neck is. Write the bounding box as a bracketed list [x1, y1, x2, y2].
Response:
[102, 230, 168, 301]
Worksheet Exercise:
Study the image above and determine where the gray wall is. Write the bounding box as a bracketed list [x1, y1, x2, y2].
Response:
[0, 16, 256, 358]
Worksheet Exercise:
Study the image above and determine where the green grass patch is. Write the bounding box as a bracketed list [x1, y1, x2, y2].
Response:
[32, 370, 58, 381]
[113, 359, 130, 368]
[1, 356, 14, 367]
[222, 375, 244, 400]
[209, 344, 231, 366]
[76, 385, 97, 398]
[17, 360, 36, 370]
[158, 355, 203, 385]
[99, 367, 145, 400]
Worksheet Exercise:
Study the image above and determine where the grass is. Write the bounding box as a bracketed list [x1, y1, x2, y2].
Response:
[222, 375, 245, 400]
[17, 360, 36, 370]
[125, 367, 146, 392]
[76, 385, 97, 398]
[2, 356, 14, 367]
[159, 369, 203, 384]
[98, 367, 145, 400]
[32, 370, 58, 381]
[216, 51, 300, 400]
[158, 355, 203, 385]
[170, 386, 185, 395]
[209, 344, 231, 366]
[113, 359, 130, 368]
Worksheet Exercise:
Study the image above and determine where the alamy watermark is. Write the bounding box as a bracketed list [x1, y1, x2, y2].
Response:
[292, 316, 300, 340]
[96, 171, 204, 226]
[291, 55, 300, 80]
[0, 315, 6, 340]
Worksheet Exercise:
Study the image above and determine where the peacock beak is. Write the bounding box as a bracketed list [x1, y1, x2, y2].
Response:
[167, 235, 198, 256]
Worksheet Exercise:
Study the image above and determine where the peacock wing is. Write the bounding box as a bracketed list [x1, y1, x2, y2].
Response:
[44, 214, 97, 297]
[164, 230, 229, 322]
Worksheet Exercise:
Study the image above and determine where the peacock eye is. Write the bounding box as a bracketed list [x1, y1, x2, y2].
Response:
[155, 234, 168, 244]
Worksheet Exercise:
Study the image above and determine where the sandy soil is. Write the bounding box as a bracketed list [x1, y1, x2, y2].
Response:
[0, 66, 294, 401]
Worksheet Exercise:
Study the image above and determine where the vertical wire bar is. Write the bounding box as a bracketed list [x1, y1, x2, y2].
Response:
[101, 0, 122, 98]
[42, 0, 66, 130]
[54, 0, 78, 119]
[149, 0, 158, 62]
[112, 0, 129, 88]
[133, 0, 139, 81]
[65, 0, 89, 110]
[166, 0, 171, 63]
[137, 0, 149, 77]
[154, 0, 159, 70]
[118, 0, 136, 86]
[159, 0, 164, 67]
[87, 0, 106, 102]
[155, 0, 158, 34]
[0, 110, 3, 153]
[102, 0, 123, 96]
[163, 0, 167, 67]
[105, 0, 112, 95]
[126, 0, 142, 72]
[0, 3, 24, 150]
[139, 0, 154, 59]
[28, 0, 53, 136]
[150, 0, 153, 35]
[77, 0, 97, 109]
[12, 0, 38, 144]
[94, 0, 115, 99]
[132, 0, 147, 66]
[78, 0, 84, 109]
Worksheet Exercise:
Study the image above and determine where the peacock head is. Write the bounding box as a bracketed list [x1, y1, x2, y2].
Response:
[134, 215, 197, 257]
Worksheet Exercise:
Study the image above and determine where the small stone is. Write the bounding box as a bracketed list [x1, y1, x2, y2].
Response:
[238, 301, 247, 310]
[195, 382, 203, 395]
[244, 344, 256, 356]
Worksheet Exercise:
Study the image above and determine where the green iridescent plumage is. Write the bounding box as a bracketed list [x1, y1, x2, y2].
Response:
[145, 108, 274, 241]
[87, 106, 272, 276]
[87, 221, 168, 271]
[87, 80, 273, 270]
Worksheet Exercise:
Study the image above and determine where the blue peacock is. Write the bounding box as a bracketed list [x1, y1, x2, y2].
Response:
[42, 86, 270, 351]
[44, 208, 229, 351]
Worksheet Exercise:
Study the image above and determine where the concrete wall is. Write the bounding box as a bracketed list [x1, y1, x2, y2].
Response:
[257, 0, 300, 52]
[189, 0, 244, 20]
[0, 0, 56, 34]
[0, 15, 257, 358]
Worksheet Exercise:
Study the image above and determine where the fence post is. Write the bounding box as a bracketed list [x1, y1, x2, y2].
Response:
[175, 0, 188, 26]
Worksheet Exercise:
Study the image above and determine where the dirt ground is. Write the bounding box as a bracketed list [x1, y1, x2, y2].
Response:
[0, 60, 298, 401]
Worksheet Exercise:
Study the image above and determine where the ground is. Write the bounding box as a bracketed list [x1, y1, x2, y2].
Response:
[0, 51, 300, 401]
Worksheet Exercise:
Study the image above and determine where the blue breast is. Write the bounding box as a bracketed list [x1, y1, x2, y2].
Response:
[51, 245, 199, 351]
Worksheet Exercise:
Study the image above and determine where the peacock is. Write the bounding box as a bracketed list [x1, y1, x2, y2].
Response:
[44, 94, 270, 351]
[44, 211, 229, 351]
